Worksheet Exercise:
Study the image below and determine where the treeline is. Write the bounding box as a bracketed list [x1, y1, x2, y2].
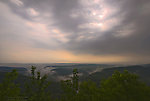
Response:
[0, 66, 150, 101]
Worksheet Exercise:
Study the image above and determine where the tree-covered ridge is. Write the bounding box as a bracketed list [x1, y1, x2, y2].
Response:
[0, 66, 150, 101]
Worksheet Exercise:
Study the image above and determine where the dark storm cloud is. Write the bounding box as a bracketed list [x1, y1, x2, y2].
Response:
[1, 0, 86, 32]
[1, 0, 150, 62]
[65, 0, 150, 57]
[1, 0, 33, 21]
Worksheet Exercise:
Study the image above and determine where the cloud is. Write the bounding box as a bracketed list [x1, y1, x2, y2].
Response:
[0, 0, 150, 63]
[10, 0, 23, 6]
[65, 0, 150, 62]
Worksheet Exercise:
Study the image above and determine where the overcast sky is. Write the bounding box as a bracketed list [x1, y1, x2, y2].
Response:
[0, 0, 150, 64]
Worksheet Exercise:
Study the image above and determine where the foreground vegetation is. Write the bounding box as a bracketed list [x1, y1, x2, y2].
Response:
[0, 66, 150, 101]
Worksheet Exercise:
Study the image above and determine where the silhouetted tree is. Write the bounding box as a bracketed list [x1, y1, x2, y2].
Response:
[25, 66, 51, 101]
[0, 69, 20, 101]
[61, 68, 79, 101]
[1, 66, 150, 101]
[100, 70, 150, 101]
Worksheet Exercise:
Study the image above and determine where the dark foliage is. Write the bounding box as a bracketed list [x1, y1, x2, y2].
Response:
[0, 66, 150, 101]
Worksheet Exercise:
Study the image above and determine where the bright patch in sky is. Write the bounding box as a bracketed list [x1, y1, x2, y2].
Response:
[27, 8, 39, 16]
[77, 0, 122, 37]
[10, 0, 23, 6]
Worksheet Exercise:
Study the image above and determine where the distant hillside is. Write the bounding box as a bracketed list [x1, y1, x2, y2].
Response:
[0, 66, 28, 82]
[87, 64, 150, 85]
[0, 66, 27, 73]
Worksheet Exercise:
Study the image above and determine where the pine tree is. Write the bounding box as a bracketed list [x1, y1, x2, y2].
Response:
[25, 66, 51, 101]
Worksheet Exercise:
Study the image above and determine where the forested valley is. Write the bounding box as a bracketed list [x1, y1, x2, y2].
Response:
[0, 66, 150, 101]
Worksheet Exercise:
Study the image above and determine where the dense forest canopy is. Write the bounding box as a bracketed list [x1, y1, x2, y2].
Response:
[0, 66, 150, 101]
